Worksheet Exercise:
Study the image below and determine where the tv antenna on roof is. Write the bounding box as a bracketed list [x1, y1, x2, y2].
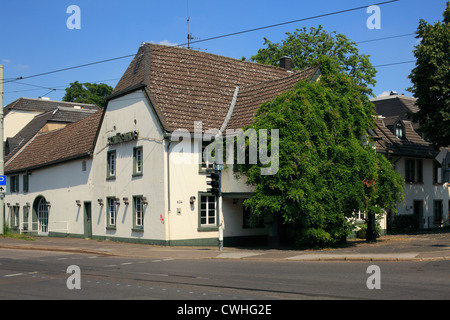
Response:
[186, 1, 206, 51]
[187, 17, 201, 49]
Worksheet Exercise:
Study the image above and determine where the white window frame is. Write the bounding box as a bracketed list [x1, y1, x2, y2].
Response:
[107, 197, 117, 227]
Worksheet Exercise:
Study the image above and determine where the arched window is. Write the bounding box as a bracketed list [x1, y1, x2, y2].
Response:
[34, 196, 49, 235]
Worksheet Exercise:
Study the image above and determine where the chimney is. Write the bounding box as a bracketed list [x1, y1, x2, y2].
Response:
[279, 56, 292, 71]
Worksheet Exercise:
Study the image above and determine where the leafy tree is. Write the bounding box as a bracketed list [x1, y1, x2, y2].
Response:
[235, 57, 404, 248]
[408, 1, 450, 147]
[63, 81, 113, 108]
[249, 25, 377, 91]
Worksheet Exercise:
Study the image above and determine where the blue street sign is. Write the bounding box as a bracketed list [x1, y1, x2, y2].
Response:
[0, 176, 6, 186]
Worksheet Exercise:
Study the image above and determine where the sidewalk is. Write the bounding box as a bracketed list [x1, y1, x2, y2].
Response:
[1, 231, 450, 261]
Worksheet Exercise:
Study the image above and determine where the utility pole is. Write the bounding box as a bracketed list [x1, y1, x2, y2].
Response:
[0, 65, 4, 235]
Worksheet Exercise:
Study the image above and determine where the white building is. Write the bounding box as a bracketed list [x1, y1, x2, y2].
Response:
[5, 43, 318, 246]
[372, 93, 450, 229]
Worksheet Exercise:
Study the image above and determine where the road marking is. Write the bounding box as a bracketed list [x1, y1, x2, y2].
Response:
[120, 262, 133, 265]
[4, 273, 24, 277]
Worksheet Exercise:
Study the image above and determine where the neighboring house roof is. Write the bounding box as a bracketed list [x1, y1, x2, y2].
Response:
[110, 43, 319, 133]
[5, 109, 104, 174]
[5, 105, 100, 160]
[373, 117, 438, 159]
[371, 93, 441, 159]
[371, 93, 420, 130]
[3, 97, 100, 116]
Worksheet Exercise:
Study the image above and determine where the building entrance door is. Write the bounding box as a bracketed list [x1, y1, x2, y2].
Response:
[84, 202, 92, 238]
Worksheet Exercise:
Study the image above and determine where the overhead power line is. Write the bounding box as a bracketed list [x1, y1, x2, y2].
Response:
[356, 33, 416, 44]
[2, 0, 400, 85]
[374, 60, 415, 68]
[187, 0, 400, 47]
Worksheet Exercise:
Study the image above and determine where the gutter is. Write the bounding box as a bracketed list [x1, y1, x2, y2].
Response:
[164, 132, 172, 245]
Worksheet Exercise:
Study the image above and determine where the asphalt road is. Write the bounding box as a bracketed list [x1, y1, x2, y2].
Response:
[1, 247, 450, 301]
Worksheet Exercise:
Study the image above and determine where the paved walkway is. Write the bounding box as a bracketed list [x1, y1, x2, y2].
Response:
[1, 231, 450, 261]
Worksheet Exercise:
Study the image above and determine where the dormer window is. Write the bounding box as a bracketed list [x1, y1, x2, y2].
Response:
[395, 121, 404, 139]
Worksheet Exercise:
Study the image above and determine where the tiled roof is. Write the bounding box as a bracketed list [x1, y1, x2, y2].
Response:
[111, 43, 318, 132]
[5, 106, 100, 160]
[4, 97, 100, 115]
[371, 94, 420, 130]
[373, 117, 438, 159]
[371, 94, 441, 158]
[5, 110, 103, 174]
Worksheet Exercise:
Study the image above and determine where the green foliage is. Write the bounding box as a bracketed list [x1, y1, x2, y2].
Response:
[408, 1, 450, 147]
[236, 57, 404, 248]
[249, 25, 377, 91]
[63, 81, 113, 108]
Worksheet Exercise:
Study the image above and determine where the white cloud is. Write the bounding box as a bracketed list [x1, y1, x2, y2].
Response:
[377, 91, 391, 97]
[150, 40, 178, 46]
[2, 59, 11, 63]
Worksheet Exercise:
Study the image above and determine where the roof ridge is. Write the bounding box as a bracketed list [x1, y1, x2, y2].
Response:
[239, 65, 318, 91]
[145, 43, 299, 74]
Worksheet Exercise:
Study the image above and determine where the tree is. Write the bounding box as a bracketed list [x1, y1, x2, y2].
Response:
[249, 25, 377, 91]
[408, 1, 450, 147]
[63, 81, 113, 108]
[235, 57, 404, 248]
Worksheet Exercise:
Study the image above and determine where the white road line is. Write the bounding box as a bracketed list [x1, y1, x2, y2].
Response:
[4, 273, 24, 277]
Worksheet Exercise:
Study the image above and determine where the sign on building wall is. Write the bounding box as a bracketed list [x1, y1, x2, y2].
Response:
[108, 131, 139, 146]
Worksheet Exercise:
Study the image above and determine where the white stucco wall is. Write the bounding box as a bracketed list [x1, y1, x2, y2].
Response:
[395, 157, 449, 228]
[91, 90, 167, 242]
[5, 159, 93, 236]
[4, 111, 40, 141]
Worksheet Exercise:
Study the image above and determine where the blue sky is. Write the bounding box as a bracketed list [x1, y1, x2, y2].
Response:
[0, 0, 447, 106]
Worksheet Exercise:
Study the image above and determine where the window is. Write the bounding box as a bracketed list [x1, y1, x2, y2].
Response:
[434, 200, 443, 226]
[23, 173, 29, 193]
[107, 197, 117, 228]
[199, 194, 217, 229]
[22, 205, 29, 231]
[10, 175, 19, 193]
[395, 122, 404, 139]
[11, 206, 19, 229]
[200, 141, 215, 171]
[107, 151, 116, 180]
[133, 147, 143, 176]
[243, 204, 264, 228]
[405, 159, 423, 183]
[133, 196, 144, 230]
[434, 160, 443, 184]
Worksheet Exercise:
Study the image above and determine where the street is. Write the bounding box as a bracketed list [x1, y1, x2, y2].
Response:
[1, 248, 449, 301]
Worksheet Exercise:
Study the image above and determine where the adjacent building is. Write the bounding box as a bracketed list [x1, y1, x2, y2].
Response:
[372, 93, 450, 229]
